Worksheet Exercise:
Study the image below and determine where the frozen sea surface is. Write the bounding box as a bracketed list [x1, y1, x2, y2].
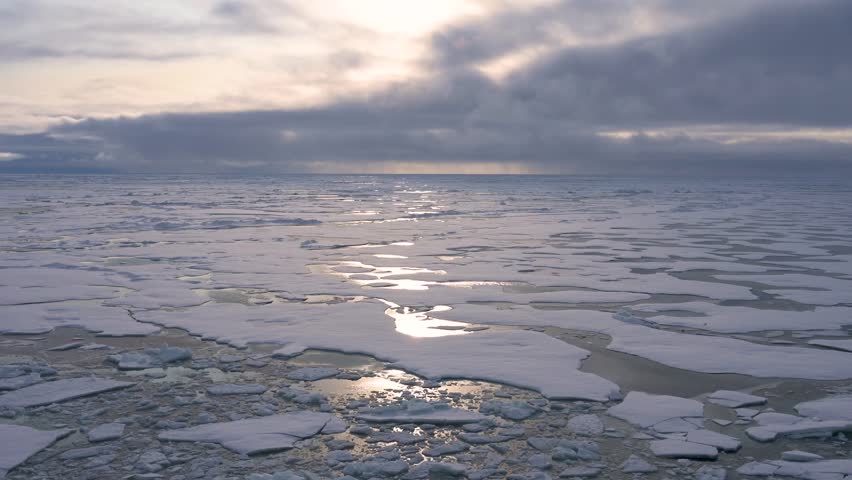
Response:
[1, 174, 852, 478]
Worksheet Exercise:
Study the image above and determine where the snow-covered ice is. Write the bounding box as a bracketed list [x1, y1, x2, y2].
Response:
[356, 400, 487, 424]
[606, 392, 703, 428]
[159, 411, 345, 455]
[0, 424, 72, 479]
[0, 377, 134, 408]
[706, 390, 768, 408]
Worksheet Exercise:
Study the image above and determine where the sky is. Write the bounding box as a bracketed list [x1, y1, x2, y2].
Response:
[1, 0, 851, 175]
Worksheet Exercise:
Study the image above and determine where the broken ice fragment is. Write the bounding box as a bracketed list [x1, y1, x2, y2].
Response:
[0, 377, 133, 408]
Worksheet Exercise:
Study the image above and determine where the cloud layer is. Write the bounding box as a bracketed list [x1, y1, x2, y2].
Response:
[1, 0, 851, 174]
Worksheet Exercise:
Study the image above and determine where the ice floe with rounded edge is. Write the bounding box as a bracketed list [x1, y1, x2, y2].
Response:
[158, 411, 345, 455]
[606, 391, 703, 429]
[795, 395, 852, 421]
[0, 424, 73, 479]
[285, 367, 339, 381]
[356, 400, 487, 424]
[746, 419, 852, 442]
[0, 377, 134, 408]
[706, 390, 767, 408]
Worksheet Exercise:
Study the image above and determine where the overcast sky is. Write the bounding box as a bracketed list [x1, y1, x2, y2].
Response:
[1, 0, 851, 175]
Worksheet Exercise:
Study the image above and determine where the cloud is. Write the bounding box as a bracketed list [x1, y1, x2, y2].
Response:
[1, 0, 851, 174]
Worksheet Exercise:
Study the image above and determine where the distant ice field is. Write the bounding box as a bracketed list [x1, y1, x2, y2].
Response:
[2, 174, 851, 400]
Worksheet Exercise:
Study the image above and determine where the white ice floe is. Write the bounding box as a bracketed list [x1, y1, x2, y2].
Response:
[137, 302, 620, 401]
[737, 459, 852, 479]
[356, 400, 486, 424]
[714, 273, 852, 305]
[606, 392, 704, 429]
[87, 422, 125, 442]
[630, 302, 852, 333]
[0, 424, 73, 479]
[607, 323, 852, 380]
[685, 429, 742, 452]
[648, 439, 718, 460]
[158, 411, 345, 455]
[566, 414, 605, 436]
[620, 454, 657, 473]
[0, 377, 134, 408]
[706, 390, 767, 408]
[0, 303, 159, 336]
[284, 367, 339, 381]
[746, 419, 852, 442]
[781, 450, 823, 462]
[206, 384, 267, 395]
[795, 395, 852, 420]
[808, 339, 852, 352]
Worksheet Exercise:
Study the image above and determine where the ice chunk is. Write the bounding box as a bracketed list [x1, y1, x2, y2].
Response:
[0, 424, 72, 478]
[621, 454, 657, 473]
[746, 419, 852, 442]
[706, 390, 767, 408]
[795, 395, 852, 420]
[284, 367, 339, 381]
[206, 384, 267, 395]
[479, 400, 538, 420]
[88, 423, 125, 442]
[159, 411, 341, 455]
[606, 392, 703, 428]
[649, 439, 718, 460]
[357, 400, 486, 424]
[685, 429, 742, 452]
[558, 466, 601, 477]
[0, 377, 133, 408]
[781, 450, 824, 462]
[567, 414, 604, 436]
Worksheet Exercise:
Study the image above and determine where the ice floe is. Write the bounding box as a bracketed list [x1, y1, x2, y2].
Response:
[159, 411, 345, 455]
[0, 377, 134, 408]
[0, 424, 72, 478]
[606, 391, 704, 429]
[356, 400, 486, 424]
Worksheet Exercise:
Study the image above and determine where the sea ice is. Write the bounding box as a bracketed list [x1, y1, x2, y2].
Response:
[566, 414, 604, 436]
[606, 392, 704, 428]
[685, 429, 742, 452]
[746, 419, 852, 442]
[0, 424, 72, 478]
[206, 384, 267, 395]
[621, 454, 657, 473]
[648, 439, 718, 460]
[357, 400, 486, 424]
[795, 395, 852, 420]
[285, 367, 339, 381]
[808, 339, 852, 352]
[0, 377, 134, 408]
[706, 390, 767, 408]
[87, 423, 125, 442]
[159, 411, 343, 455]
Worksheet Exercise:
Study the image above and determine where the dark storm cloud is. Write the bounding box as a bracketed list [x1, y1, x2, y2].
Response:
[2, 0, 851, 174]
